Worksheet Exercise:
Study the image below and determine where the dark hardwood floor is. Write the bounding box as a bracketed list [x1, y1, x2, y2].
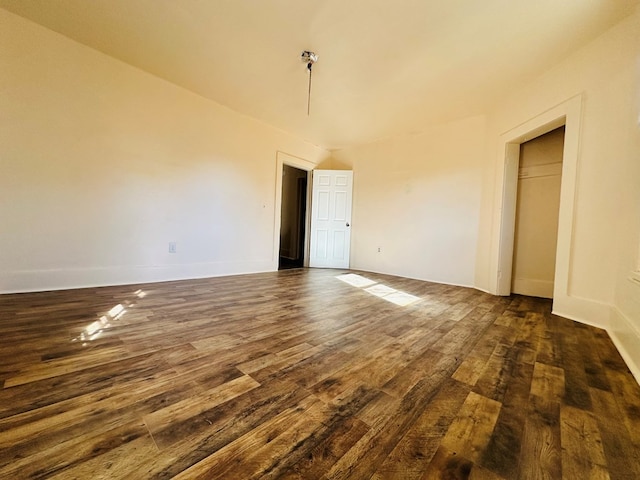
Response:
[1, 268, 639, 479]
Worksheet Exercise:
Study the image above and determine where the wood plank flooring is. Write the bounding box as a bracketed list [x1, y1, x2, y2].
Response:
[1, 268, 639, 479]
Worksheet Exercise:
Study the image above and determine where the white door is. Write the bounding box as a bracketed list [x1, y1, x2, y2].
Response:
[309, 170, 353, 268]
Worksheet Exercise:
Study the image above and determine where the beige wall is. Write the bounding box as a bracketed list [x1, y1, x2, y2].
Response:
[475, 7, 640, 377]
[0, 9, 330, 292]
[333, 116, 485, 287]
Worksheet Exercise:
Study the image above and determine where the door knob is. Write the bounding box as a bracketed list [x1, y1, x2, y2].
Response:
[346, 222, 350, 227]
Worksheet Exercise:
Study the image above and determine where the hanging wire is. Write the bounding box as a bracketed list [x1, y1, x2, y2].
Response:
[307, 62, 313, 116]
[301, 51, 317, 116]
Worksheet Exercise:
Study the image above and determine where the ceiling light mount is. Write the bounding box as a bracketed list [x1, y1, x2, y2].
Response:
[301, 50, 318, 70]
[301, 50, 318, 115]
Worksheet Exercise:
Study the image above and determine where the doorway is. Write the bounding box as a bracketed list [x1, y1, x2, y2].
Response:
[491, 94, 583, 315]
[511, 126, 565, 298]
[279, 165, 308, 269]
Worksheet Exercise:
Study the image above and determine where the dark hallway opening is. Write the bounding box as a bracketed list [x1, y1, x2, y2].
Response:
[279, 165, 308, 269]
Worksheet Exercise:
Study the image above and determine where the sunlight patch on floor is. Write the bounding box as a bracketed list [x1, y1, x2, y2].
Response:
[336, 273, 377, 288]
[336, 273, 420, 306]
[71, 289, 147, 345]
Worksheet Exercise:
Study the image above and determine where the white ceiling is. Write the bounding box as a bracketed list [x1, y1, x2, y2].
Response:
[2, 0, 638, 149]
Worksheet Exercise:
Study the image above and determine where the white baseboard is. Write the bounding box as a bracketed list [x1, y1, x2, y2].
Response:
[550, 294, 640, 385]
[609, 307, 640, 385]
[474, 286, 493, 294]
[0, 260, 275, 293]
[552, 293, 611, 330]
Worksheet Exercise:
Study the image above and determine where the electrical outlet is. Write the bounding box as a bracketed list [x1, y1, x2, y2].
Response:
[169, 242, 177, 253]
[377, 247, 381, 253]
